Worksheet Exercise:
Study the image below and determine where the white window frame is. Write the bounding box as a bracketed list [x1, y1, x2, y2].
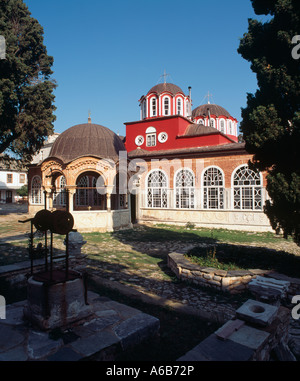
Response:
[146, 126, 157, 147]
[150, 96, 157, 117]
[219, 119, 226, 134]
[30, 176, 42, 205]
[202, 166, 225, 210]
[19, 174, 26, 184]
[146, 169, 168, 208]
[174, 168, 195, 209]
[177, 97, 183, 116]
[146, 134, 156, 147]
[231, 164, 263, 211]
[54, 175, 67, 206]
[143, 100, 147, 119]
[163, 96, 170, 116]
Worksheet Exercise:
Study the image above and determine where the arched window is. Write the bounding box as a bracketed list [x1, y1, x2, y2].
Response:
[163, 96, 170, 116]
[185, 100, 190, 117]
[175, 169, 195, 209]
[210, 118, 215, 128]
[197, 119, 204, 125]
[232, 165, 262, 210]
[30, 176, 42, 205]
[75, 175, 88, 206]
[177, 98, 183, 115]
[147, 170, 168, 208]
[203, 167, 225, 209]
[228, 120, 233, 135]
[146, 126, 156, 147]
[220, 119, 225, 133]
[143, 100, 147, 119]
[54, 176, 66, 206]
[150, 97, 157, 117]
[75, 173, 106, 210]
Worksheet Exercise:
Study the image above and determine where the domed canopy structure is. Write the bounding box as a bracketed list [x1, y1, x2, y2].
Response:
[192, 104, 231, 118]
[147, 82, 185, 96]
[49, 123, 125, 163]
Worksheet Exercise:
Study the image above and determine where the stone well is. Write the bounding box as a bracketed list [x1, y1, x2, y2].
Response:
[24, 270, 92, 331]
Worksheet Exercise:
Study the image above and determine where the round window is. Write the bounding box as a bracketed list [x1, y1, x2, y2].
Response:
[158, 132, 168, 143]
[135, 135, 144, 146]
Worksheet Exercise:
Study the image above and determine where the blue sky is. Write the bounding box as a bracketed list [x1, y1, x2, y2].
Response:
[24, 0, 262, 137]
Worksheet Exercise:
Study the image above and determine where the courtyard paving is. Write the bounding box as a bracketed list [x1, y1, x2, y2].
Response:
[1, 204, 300, 360]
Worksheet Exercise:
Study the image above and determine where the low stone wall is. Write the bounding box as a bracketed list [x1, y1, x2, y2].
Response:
[168, 252, 269, 294]
[168, 252, 300, 297]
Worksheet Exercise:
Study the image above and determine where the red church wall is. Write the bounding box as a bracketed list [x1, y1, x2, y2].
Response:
[125, 116, 234, 153]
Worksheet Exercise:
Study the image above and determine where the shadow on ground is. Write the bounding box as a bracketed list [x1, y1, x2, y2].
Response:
[110, 225, 300, 279]
[0, 203, 28, 216]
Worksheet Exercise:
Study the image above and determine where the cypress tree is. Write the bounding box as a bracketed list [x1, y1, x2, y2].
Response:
[238, 0, 300, 245]
[0, 0, 56, 162]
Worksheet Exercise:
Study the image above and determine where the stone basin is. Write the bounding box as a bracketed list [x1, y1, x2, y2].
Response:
[235, 299, 278, 327]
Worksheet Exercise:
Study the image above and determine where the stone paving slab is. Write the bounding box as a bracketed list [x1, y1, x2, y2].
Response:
[178, 333, 254, 361]
[228, 325, 270, 350]
[0, 291, 160, 361]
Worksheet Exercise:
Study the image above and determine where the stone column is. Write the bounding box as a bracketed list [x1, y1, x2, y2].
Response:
[67, 189, 76, 213]
[44, 188, 53, 210]
[106, 186, 113, 212]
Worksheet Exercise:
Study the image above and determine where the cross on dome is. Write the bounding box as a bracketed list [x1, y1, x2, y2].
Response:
[159, 70, 170, 84]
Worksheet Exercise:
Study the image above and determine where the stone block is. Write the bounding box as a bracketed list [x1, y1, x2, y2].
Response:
[27, 330, 63, 360]
[114, 313, 160, 350]
[215, 319, 245, 341]
[177, 333, 254, 361]
[236, 299, 278, 327]
[228, 325, 270, 351]
[69, 330, 119, 357]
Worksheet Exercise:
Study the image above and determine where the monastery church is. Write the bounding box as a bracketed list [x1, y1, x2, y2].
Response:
[28, 79, 272, 233]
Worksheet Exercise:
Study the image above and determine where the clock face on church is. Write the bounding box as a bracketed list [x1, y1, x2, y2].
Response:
[158, 132, 168, 143]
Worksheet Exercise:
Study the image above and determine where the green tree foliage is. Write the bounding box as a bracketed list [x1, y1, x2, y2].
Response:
[0, 0, 56, 162]
[238, 0, 300, 245]
[16, 184, 27, 197]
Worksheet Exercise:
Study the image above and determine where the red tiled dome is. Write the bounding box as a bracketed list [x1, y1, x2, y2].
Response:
[147, 82, 185, 96]
[192, 104, 232, 118]
[49, 123, 125, 163]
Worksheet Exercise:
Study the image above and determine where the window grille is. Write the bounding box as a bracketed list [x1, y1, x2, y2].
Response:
[175, 169, 195, 209]
[30, 176, 42, 205]
[147, 170, 168, 208]
[76, 176, 88, 206]
[203, 167, 224, 209]
[233, 166, 262, 210]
